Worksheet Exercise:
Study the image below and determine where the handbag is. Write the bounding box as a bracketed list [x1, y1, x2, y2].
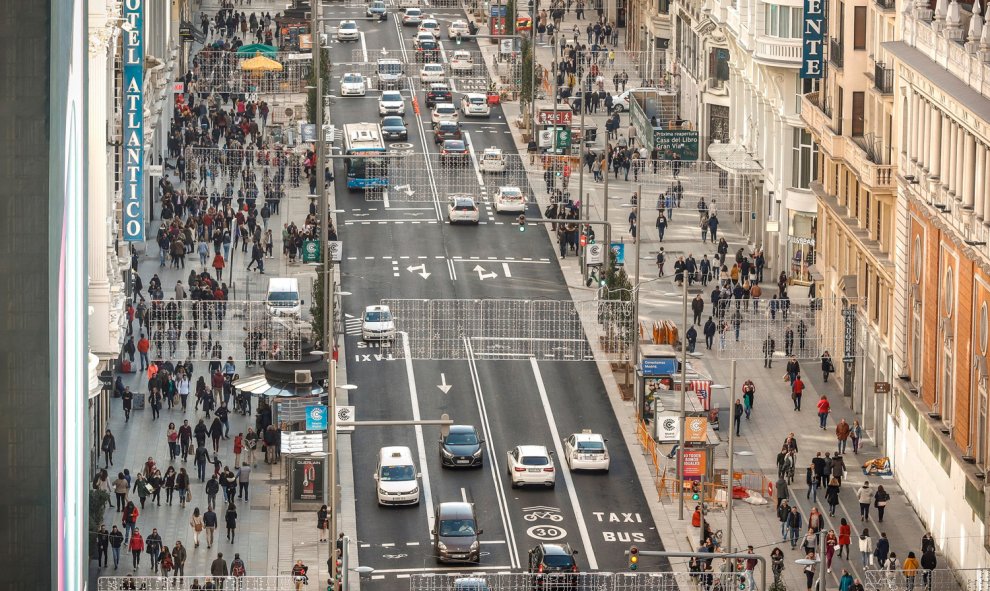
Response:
[186, 490, 192, 502]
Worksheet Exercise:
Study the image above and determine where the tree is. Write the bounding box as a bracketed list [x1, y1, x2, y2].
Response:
[506, 0, 517, 35]
[89, 489, 110, 558]
[601, 248, 633, 301]
[520, 37, 534, 106]
[310, 265, 327, 348]
[306, 47, 331, 124]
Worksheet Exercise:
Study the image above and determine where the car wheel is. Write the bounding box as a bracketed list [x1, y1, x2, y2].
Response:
[614, 104, 625, 112]
[547, 482, 555, 489]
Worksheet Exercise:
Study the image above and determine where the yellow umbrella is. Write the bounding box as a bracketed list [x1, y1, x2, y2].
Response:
[241, 55, 283, 72]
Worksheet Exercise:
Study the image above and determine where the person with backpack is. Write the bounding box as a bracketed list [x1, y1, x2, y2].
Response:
[231, 553, 247, 578]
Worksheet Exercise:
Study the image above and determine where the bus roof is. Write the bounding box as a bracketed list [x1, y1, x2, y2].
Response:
[342, 123, 386, 153]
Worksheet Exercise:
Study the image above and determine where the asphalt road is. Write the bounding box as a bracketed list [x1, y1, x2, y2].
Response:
[326, 6, 662, 585]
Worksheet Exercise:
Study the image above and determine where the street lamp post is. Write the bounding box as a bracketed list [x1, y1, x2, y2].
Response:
[676, 270, 688, 520]
[630, 184, 643, 417]
[724, 360, 738, 554]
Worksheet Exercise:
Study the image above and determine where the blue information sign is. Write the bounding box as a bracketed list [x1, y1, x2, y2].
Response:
[801, 0, 825, 78]
[305, 405, 328, 431]
[122, 0, 145, 241]
[610, 242, 625, 265]
[642, 357, 679, 377]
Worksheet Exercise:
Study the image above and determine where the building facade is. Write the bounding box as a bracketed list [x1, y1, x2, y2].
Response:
[625, 0, 673, 86]
[707, 0, 820, 282]
[800, 0, 899, 448]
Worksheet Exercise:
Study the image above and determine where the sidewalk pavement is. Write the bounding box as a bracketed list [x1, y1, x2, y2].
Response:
[476, 14, 946, 590]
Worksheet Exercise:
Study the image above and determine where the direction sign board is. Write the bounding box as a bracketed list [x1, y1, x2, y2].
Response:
[328, 240, 343, 262]
[586, 243, 604, 265]
[553, 127, 572, 150]
[305, 405, 328, 431]
[336, 405, 355, 433]
[654, 130, 700, 161]
[874, 381, 891, 394]
[642, 357, 678, 377]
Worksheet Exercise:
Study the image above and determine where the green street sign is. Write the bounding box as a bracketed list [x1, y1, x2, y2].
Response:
[654, 129, 700, 161]
[302, 240, 321, 263]
[554, 127, 572, 150]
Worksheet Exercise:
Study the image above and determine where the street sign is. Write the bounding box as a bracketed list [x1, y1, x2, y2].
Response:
[654, 129, 700, 161]
[656, 413, 680, 443]
[500, 39, 514, 54]
[146, 164, 164, 177]
[685, 417, 708, 443]
[610, 242, 626, 265]
[305, 405, 328, 431]
[642, 357, 678, 376]
[874, 381, 891, 394]
[300, 123, 317, 143]
[336, 405, 355, 433]
[586, 243, 604, 265]
[537, 109, 573, 126]
[302, 240, 320, 263]
[553, 127, 572, 150]
[328, 240, 343, 262]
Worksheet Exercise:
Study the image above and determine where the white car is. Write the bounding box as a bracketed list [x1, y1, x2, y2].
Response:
[418, 18, 441, 38]
[506, 445, 555, 488]
[448, 19, 470, 39]
[460, 93, 490, 117]
[431, 102, 459, 125]
[447, 195, 480, 224]
[362, 305, 395, 341]
[378, 90, 406, 116]
[562, 430, 610, 471]
[449, 50, 474, 73]
[494, 186, 526, 213]
[375, 446, 421, 506]
[337, 20, 359, 41]
[339, 72, 367, 96]
[609, 87, 672, 112]
[479, 147, 506, 173]
[420, 63, 446, 83]
[402, 7, 424, 25]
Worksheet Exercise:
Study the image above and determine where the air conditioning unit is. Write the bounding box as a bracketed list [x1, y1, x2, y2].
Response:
[295, 370, 313, 384]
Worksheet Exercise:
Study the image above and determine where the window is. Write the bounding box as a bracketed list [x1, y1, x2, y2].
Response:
[853, 6, 867, 49]
[852, 91, 865, 136]
[764, 4, 803, 38]
[792, 128, 818, 189]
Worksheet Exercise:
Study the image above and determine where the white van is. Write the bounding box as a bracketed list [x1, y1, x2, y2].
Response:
[374, 446, 421, 506]
[266, 277, 302, 317]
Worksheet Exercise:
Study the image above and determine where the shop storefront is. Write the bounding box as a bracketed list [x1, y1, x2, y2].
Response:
[787, 211, 817, 285]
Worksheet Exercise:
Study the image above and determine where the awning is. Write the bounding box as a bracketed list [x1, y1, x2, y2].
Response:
[707, 142, 763, 174]
[236, 43, 277, 57]
[241, 55, 283, 72]
[232, 374, 325, 398]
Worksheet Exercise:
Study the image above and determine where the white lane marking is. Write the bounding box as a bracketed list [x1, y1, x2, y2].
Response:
[464, 131, 484, 189]
[464, 338, 522, 569]
[479, 540, 507, 545]
[402, 332, 436, 537]
[529, 358, 599, 570]
[360, 31, 369, 62]
[369, 566, 514, 574]
[502, 263, 512, 277]
[461, 487, 469, 503]
[449, 258, 551, 264]
[384, 188, 391, 208]
[381, 543, 395, 547]
[406, 542, 420, 546]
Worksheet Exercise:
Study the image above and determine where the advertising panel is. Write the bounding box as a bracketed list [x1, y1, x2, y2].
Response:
[122, 0, 145, 241]
[292, 457, 325, 502]
[654, 129, 700, 161]
[680, 448, 706, 480]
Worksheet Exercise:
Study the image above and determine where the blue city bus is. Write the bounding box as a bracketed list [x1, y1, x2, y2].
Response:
[342, 122, 388, 190]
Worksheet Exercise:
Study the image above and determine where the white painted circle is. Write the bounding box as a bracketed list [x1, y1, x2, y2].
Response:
[526, 525, 567, 540]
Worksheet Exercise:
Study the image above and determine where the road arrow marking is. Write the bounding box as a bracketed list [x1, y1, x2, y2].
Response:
[473, 265, 498, 280]
[438, 373, 452, 394]
[407, 264, 432, 279]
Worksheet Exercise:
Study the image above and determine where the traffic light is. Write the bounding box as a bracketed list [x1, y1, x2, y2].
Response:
[517, 214, 526, 231]
[691, 481, 701, 501]
[628, 546, 639, 571]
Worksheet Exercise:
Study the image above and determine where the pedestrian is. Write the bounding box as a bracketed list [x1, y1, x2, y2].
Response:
[159, 545, 174, 579]
[133, 472, 151, 509]
[743, 545, 758, 590]
[791, 374, 805, 411]
[825, 477, 840, 516]
[245, 428, 259, 466]
[835, 419, 851, 454]
[236, 462, 252, 501]
[128, 527, 145, 571]
[167, 422, 179, 461]
[97, 525, 110, 568]
[817, 395, 831, 429]
[176, 467, 190, 509]
[824, 529, 837, 572]
[903, 551, 921, 591]
[190, 507, 205, 548]
[656, 247, 666, 276]
[742, 380, 755, 418]
[101, 429, 116, 468]
[775, 475, 789, 509]
[837, 517, 851, 558]
[787, 507, 803, 549]
[802, 551, 816, 591]
[857, 481, 872, 521]
[204, 505, 218, 549]
[806, 462, 819, 502]
[851, 419, 863, 453]
[145, 528, 163, 573]
[121, 387, 134, 422]
[163, 467, 176, 506]
[763, 337, 775, 368]
[733, 399, 744, 436]
[874, 485, 891, 522]
[318, 504, 329, 542]
[771, 547, 785, 584]
[172, 541, 187, 582]
[874, 531, 890, 568]
[109, 525, 124, 570]
[231, 552, 247, 578]
[885, 551, 899, 583]
[292, 560, 310, 591]
[920, 543, 937, 589]
[233, 433, 244, 467]
[137, 335, 150, 370]
[839, 570, 854, 591]
[225, 501, 239, 542]
[777, 499, 791, 540]
[821, 350, 834, 381]
[211, 552, 229, 580]
[703, 317, 716, 349]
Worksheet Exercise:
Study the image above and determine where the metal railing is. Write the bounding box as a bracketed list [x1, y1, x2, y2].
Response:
[98, 576, 298, 590]
[874, 61, 894, 94]
[874, 0, 896, 10]
[409, 572, 749, 591]
[830, 39, 844, 68]
[863, 568, 977, 591]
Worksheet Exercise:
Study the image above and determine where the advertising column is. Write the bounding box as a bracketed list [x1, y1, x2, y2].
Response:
[122, 0, 145, 242]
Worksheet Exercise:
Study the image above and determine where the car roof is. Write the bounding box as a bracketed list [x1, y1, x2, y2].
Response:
[424, 63, 444, 69]
[421, 18, 438, 24]
[405, 7, 421, 12]
[435, 102, 455, 109]
[572, 432, 605, 443]
[498, 185, 522, 192]
[437, 501, 475, 518]
[449, 195, 476, 205]
[539, 542, 574, 555]
[429, 83, 450, 90]
[464, 92, 486, 99]
[437, 121, 459, 129]
[517, 444, 549, 456]
[341, 20, 357, 26]
[379, 446, 414, 464]
[448, 424, 477, 434]
[365, 304, 391, 313]
[453, 49, 472, 56]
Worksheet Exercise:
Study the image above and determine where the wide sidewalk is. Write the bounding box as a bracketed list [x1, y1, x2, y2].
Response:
[479, 14, 946, 591]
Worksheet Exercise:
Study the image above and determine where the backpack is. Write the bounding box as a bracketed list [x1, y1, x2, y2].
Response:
[232, 560, 246, 576]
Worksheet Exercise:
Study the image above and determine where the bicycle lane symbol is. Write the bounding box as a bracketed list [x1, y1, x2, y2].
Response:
[522, 506, 568, 540]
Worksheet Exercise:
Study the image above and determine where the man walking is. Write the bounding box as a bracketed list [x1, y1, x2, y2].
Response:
[791, 374, 805, 411]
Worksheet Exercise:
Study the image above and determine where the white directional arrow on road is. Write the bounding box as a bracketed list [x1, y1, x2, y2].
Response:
[473, 265, 498, 280]
[437, 373, 452, 394]
[407, 264, 432, 279]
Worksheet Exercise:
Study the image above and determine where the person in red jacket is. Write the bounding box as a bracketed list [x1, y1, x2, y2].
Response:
[212, 252, 225, 281]
[817, 395, 831, 430]
[137, 334, 151, 371]
[791, 375, 805, 411]
[129, 527, 145, 571]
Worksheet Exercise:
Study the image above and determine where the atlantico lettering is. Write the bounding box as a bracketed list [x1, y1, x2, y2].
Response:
[122, 0, 145, 241]
[801, 0, 825, 79]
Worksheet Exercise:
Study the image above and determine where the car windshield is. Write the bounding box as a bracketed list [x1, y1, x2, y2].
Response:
[382, 117, 404, 127]
[268, 292, 298, 302]
[439, 124, 458, 133]
[501, 190, 523, 200]
[379, 63, 402, 74]
[576, 441, 605, 452]
[542, 554, 575, 568]
[445, 141, 465, 150]
[343, 74, 362, 83]
[426, 65, 443, 71]
[446, 432, 478, 445]
[365, 311, 393, 322]
[439, 519, 477, 537]
[422, 21, 438, 28]
[379, 465, 415, 481]
[520, 455, 549, 466]
[437, 106, 455, 114]
[469, 97, 485, 104]
[372, 1, 385, 7]
[382, 92, 402, 102]
[406, 8, 421, 15]
[341, 22, 356, 29]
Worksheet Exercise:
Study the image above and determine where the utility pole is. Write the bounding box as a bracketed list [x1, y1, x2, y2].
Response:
[676, 272, 688, 520]
[631, 184, 643, 418]
[724, 360, 737, 554]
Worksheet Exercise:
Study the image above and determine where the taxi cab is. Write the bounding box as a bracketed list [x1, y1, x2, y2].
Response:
[562, 430, 610, 471]
[479, 147, 506, 173]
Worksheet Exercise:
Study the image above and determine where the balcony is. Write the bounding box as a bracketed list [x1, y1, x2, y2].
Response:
[873, 62, 894, 94]
[753, 35, 803, 67]
[801, 92, 841, 156]
[829, 39, 844, 68]
[848, 136, 895, 190]
[874, 0, 896, 10]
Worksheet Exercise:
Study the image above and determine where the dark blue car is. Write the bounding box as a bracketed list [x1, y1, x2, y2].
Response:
[381, 116, 408, 141]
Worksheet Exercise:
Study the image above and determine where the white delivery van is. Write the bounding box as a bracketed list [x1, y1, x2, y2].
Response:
[266, 277, 302, 317]
[374, 446, 421, 506]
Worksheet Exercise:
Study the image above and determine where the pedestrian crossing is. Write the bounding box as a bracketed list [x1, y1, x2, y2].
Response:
[344, 315, 363, 336]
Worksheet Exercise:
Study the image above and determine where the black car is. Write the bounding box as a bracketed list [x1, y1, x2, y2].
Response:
[425, 83, 452, 108]
[381, 116, 408, 141]
[440, 139, 469, 165]
[439, 425, 484, 467]
[434, 121, 462, 144]
[528, 543, 579, 589]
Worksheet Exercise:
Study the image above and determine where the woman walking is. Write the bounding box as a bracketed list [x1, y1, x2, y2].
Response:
[163, 467, 176, 506]
[851, 420, 863, 453]
[190, 507, 205, 548]
[837, 518, 852, 559]
[874, 485, 891, 522]
[128, 527, 145, 571]
[113, 472, 129, 512]
[317, 505, 329, 542]
[176, 467, 190, 508]
[824, 529, 838, 572]
[159, 546, 174, 579]
[225, 501, 239, 543]
[825, 477, 841, 517]
[101, 429, 117, 468]
[858, 529, 873, 568]
[167, 422, 179, 461]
